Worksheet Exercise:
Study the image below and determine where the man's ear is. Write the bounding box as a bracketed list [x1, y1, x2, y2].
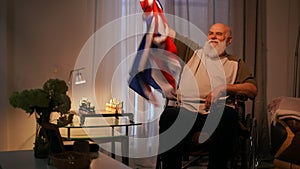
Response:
[226, 36, 233, 46]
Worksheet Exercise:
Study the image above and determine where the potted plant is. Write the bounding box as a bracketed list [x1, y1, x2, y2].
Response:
[9, 78, 74, 158]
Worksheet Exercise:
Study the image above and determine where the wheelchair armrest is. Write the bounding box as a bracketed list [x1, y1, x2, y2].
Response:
[234, 94, 249, 102]
[226, 94, 248, 104]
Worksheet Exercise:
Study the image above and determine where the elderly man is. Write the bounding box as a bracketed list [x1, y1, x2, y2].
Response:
[157, 23, 258, 169]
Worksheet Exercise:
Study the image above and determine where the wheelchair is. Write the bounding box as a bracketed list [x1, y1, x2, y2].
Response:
[229, 95, 258, 169]
[156, 95, 258, 169]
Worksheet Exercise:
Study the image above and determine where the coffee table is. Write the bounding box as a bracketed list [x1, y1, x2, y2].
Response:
[60, 112, 141, 165]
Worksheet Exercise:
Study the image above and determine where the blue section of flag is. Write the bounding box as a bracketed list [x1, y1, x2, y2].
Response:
[128, 0, 181, 102]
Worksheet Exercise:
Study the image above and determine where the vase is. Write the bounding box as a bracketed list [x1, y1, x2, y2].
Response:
[33, 110, 51, 159]
[34, 122, 49, 159]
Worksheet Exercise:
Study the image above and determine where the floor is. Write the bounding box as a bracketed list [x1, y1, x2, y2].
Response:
[104, 149, 275, 169]
[185, 157, 274, 169]
[129, 156, 275, 169]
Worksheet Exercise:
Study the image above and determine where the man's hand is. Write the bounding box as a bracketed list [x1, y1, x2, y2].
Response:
[203, 82, 258, 110]
[204, 85, 226, 110]
[152, 35, 167, 49]
[164, 88, 177, 100]
[152, 27, 176, 48]
[168, 27, 176, 39]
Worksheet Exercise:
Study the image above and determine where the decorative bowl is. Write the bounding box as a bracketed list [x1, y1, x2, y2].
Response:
[51, 151, 91, 169]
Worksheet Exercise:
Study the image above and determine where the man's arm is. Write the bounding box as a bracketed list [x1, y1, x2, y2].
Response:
[153, 27, 176, 47]
[226, 82, 258, 99]
[153, 27, 200, 63]
[227, 57, 258, 99]
[168, 27, 176, 40]
[205, 82, 258, 109]
[205, 57, 258, 109]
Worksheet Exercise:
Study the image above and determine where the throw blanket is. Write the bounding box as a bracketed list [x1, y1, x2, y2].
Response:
[268, 96, 300, 125]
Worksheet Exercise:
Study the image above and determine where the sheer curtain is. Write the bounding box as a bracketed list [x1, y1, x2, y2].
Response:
[75, 1, 165, 168]
[80, 0, 268, 168]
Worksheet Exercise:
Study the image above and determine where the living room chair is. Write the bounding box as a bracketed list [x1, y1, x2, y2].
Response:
[269, 97, 300, 169]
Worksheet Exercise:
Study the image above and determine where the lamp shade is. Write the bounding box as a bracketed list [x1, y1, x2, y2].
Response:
[74, 71, 86, 85]
[68, 67, 86, 85]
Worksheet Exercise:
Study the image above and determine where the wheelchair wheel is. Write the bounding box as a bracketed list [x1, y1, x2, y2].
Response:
[244, 116, 259, 169]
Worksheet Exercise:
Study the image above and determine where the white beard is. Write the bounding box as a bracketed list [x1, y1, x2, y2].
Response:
[203, 39, 227, 58]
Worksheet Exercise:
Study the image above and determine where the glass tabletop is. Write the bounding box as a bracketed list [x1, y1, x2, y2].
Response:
[65, 115, 141, 128]
[58, 111, 141, 140]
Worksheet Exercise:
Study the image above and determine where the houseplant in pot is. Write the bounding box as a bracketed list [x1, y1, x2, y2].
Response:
[9, 78, 74, 158]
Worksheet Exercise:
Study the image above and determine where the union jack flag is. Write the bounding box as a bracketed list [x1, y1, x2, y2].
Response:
[128, 0, 182, 104]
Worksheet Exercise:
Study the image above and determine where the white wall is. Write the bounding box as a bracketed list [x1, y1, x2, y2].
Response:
[266, 0, 300, 103]
[0, 0, 95, 151]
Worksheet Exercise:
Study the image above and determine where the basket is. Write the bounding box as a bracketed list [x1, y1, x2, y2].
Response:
[50, 151, 92, 169]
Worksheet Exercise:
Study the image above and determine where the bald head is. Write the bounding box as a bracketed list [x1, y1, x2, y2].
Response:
[211, 23, 231, 36]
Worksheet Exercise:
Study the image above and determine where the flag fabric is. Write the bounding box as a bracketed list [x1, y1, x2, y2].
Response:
[128, 0, 182, 104]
